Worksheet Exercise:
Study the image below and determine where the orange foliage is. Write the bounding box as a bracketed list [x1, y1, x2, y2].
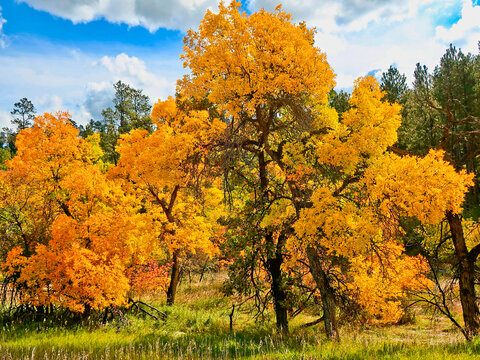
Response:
[1, 113, 155, 312]
[127, 260, 171, 298]
[112, 99, 225, 257]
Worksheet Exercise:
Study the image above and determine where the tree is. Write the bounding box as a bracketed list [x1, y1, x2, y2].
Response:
[380, 66, 408, 104]
[178, 3, 474, 339]
[329, 89, 351, 119]
[11, 98, 36, 132]
[0, 98, 36, 154]
[398, 45, 480, 338]
[0, 113, 156, 313]
[178, 1, 336, 333]
[111, 98, 226, 305]
[100, 81, 153, 164]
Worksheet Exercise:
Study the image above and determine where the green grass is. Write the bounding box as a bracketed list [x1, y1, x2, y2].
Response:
[1, 275, 479, 359]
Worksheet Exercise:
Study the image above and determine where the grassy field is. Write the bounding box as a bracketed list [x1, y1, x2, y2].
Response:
[0, 273, 479, 359]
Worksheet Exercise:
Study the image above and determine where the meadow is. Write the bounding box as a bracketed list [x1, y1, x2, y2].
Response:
[1, 272, 479, 360]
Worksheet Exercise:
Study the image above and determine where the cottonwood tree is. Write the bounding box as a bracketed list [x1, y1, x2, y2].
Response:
[178, 1, 337, 333]
[111, 98, 226, 305]
[178, 2, 473, 338]
[0, 113, 156, 313]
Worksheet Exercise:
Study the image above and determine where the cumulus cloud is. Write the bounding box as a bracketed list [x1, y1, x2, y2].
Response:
[21, 0, 436, 34]
[81, 53, 174, 121]
[2, 0, 478, 123]
[435, 0, 480, 53]
[92, 52, 172, 101]
[97, 53, 155, 86]
[37, 94, 64, 113]
[83, 81, 113, 120]
[0, 46, 177, 126]
[249, 0, 433, 33]
[19, 0, 219, 32]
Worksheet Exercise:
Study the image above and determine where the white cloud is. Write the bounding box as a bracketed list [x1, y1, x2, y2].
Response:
[20, 0, 219, 32]
[2, 0, 478, 126]
[37, 94, 63, 113]
[93, 52, 173, 103]
[83, 81, 113, 120]
[0, 46, 178, 126]
[21, 0, 437, 35]
[0, 7, 7, 48]
[248, 0, 469, 90]
[97, 53, 156, 87]
[435, 0, 480, 54]
[0, 110, 10, 129]
[249, 0, 434, 33]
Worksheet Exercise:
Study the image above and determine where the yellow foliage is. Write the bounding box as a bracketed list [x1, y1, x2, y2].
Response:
[314, 76, 402, 173]
[113, 101, 226, 257]
[347, 242, 433, 323]
[363, 150, 474, 224]
[178, 1, 335, 117]
[294, 187, 381, 258]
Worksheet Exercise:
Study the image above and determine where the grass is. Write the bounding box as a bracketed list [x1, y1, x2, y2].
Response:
[1, 274, 479, 359]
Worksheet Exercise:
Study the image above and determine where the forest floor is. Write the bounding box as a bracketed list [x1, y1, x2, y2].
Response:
[0, 272, 479, 359]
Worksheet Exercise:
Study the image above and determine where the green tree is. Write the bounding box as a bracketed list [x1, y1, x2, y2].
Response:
[380, 65, 408, 104]
[398, 44, 480, 338]
[329, 89, 351, 119]
[11, 98, 36, 132]
[1, 98, 37, 154]
[100, 81, 153, 164]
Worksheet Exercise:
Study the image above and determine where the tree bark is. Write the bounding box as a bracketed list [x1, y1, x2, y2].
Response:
[306, 246, 339, 340]
[166, 250, 181, 305]
[35, 305, 45, 321]
[266, 252, 289, 334]
[446, 210, 479, 339]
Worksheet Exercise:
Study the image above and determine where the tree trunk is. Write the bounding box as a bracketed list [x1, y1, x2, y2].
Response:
[446, 210, 479, 339]
[267, 254, 289, 334]
[306, 246, 339, 340]
[166, 250, 181, 305]
[35, 305, 45, 321]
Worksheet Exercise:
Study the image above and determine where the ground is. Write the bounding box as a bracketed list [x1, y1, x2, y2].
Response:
[0, 272, 479, 359]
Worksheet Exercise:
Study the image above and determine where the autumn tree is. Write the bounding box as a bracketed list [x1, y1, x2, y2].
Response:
[111, 97, 226, 305]
[178, 1, 338, 333]
[178, 2, 473, 339]
[0, 113, 156, 313]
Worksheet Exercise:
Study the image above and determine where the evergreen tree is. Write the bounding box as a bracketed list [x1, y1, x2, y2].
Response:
[11, 97, 36, 131]
[380, 65, 408, 104]
[329, 89, 351, 119]
[100, 81, 153, 164]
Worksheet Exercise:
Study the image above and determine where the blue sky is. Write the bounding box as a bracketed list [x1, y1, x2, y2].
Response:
[0, 0, 479, 127]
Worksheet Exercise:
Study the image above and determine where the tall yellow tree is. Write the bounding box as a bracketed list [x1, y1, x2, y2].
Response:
[179, 1, 335, 333]
[111, 98, 226, 305]
[178, 2, 473, 338]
